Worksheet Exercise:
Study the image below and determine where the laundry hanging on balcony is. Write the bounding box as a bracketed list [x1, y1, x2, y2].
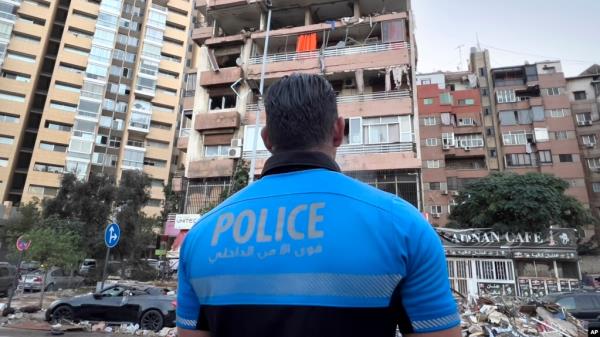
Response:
[296, 33, 318, 52]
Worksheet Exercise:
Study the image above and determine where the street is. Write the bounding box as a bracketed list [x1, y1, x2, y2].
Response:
[0, 327, 125, 336]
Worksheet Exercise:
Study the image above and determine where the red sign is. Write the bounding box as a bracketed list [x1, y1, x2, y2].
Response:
[16, 236, 31, 252]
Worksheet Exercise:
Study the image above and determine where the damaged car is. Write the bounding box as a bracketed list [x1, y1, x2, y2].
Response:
[46, 284, 176, 331]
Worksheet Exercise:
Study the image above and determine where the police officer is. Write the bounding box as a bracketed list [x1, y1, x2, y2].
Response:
[177, 74, 460, 337]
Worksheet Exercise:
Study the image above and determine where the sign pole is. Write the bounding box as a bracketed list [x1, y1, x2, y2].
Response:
[100, 223, 120, 292]
[100, 247, 110, 292]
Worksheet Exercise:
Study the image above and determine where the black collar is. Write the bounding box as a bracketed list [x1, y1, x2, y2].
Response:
[261, 150, 341, 177]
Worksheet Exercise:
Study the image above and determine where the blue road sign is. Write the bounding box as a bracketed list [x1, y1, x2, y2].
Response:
[104, 223, 121, 248]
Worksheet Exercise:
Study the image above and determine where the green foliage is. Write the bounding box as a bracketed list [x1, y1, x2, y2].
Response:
[23, 224, 84, 271]
[220, 159, 250, 200]
[448, 172, 595, 233]
[0, 202, 40, 258]
[43, 173, 116, 257]
[161, 174, 182, 222]
[114, 170, 154, 261]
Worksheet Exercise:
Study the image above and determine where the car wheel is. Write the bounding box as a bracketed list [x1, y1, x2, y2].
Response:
[140, 309, 164, 332]
[52, 305, 74, 323]
[46, 283, 55, 292]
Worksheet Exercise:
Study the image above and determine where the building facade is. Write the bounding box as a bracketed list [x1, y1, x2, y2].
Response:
[417, 50, 589, 226]
[0, 0, 193, 215]
[566, 65, 600, 239]
[178, 0, 420, 213]
[417, 71, 487, 225]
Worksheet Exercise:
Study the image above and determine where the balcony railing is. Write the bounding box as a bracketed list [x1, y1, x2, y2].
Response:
[337, 142, 415, 155]
[248, 42, 410, 65]
[243, 142, 415, 159]
[179, 128, 192, 137]
[246, 90, 411, 112]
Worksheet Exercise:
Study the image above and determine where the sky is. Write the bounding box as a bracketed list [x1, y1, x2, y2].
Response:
[412, 0, 600, 77]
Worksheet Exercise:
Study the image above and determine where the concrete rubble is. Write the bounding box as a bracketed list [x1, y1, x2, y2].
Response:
[457, 295, 588, 337]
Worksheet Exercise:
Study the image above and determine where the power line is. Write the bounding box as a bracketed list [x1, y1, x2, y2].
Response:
[480, 43, 599, 65]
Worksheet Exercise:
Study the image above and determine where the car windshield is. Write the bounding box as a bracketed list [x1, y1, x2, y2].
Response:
[102, 286, 126, 297]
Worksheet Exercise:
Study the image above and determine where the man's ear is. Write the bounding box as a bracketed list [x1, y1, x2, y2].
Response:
[332, 117, 345, 147]
[261, 126, 273, 152]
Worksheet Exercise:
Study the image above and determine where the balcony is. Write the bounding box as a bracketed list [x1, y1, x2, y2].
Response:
[243, 142, 414, 161]
[195, 110, 240, 131]
[188, 158, 235, 179]
[192, 25, 214, 45]
[177, 129, 190, 151]
[338, 90, 412, 118]
[246, 42, 410, 79]
[199, 67, 242, 86]
[245, 90, 412, 123]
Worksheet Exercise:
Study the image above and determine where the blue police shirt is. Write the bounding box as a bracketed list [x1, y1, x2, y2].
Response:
[177, 152, 459, 337]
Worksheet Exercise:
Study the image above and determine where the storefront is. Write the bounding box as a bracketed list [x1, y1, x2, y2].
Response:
[436, 228, 580, 298]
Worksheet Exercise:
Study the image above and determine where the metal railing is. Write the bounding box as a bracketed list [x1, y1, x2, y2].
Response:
[243, 142, 415, 159]
[248, 42, 410, 65]
[337, 142, 415, 155]
[336, 90, 410, 104]
[246, 90, 411, 112]
[179, 128, 191, 137]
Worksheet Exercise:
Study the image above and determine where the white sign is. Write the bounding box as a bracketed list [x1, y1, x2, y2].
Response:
[175, 214, 200, 230]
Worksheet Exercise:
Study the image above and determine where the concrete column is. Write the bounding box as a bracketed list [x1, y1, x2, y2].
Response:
[385, 67, 392, 92]
[260, 11, 266, 31]
[304, 7, 313, 25]
[355, 69, 364, 94]
[353, 1, 360, 18]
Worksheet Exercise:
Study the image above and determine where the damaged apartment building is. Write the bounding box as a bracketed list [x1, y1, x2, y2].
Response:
[175, 0, 420, 213]
[417, 49, 589, 228]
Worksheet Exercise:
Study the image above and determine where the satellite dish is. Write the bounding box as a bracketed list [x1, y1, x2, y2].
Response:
[236, 57, 243, 66]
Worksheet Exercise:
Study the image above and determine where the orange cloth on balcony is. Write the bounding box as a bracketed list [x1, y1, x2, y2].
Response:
[296, 33, 318, 52]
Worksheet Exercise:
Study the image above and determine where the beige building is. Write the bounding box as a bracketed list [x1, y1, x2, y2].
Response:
[176, 0, 420, 213]
[0, 0, 193, 215]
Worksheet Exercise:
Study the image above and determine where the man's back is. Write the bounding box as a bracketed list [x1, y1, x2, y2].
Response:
[177, 168, 459, 337]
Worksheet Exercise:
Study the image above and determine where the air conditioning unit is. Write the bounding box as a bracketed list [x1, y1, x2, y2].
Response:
[586, 120, 593, 126]
[230, 138, 243, 147]
[343, 78, 356, 89]
[432, 213, 441, 219]
[463, 146, 471, 151]
[451, 191, 460, 196]
[228, 147, 242, 158]
[441, 190, 448, 195]
[442, 145, 451, 151]
[586, 143, 595, 148]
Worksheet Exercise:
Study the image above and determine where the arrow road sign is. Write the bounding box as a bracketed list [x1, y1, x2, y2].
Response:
[104, 223, 121, 248]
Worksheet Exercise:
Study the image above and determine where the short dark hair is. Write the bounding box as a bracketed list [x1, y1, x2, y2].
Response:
[264, 73, 338, 151]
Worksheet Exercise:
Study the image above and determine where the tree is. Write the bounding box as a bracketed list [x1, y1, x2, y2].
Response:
[114, 170, 153, 261]
[448, 172, 595, 233]
[0, 202, 40, 259]
[43, 173, 116, 258]
[161, 174, 183, 222]
[21, 221, 84, 307]
[220, 159, 250, 200]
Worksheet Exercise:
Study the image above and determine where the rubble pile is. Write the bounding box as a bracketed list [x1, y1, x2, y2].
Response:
[457, 296, 588, 337]
[55, 321, 178, 336]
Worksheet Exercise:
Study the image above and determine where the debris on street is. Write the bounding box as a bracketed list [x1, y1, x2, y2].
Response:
[457, 295, 588, 337]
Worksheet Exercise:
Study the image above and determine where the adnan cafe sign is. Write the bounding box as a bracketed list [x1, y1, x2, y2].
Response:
[435, 228, 578, 259]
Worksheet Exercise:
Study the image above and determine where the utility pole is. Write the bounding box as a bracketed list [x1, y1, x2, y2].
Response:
[248, 0, 273, 184]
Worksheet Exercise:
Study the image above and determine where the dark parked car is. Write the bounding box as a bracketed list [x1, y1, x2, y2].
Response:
[46, 284, 176, 331]
[543, 292, 600, 328]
